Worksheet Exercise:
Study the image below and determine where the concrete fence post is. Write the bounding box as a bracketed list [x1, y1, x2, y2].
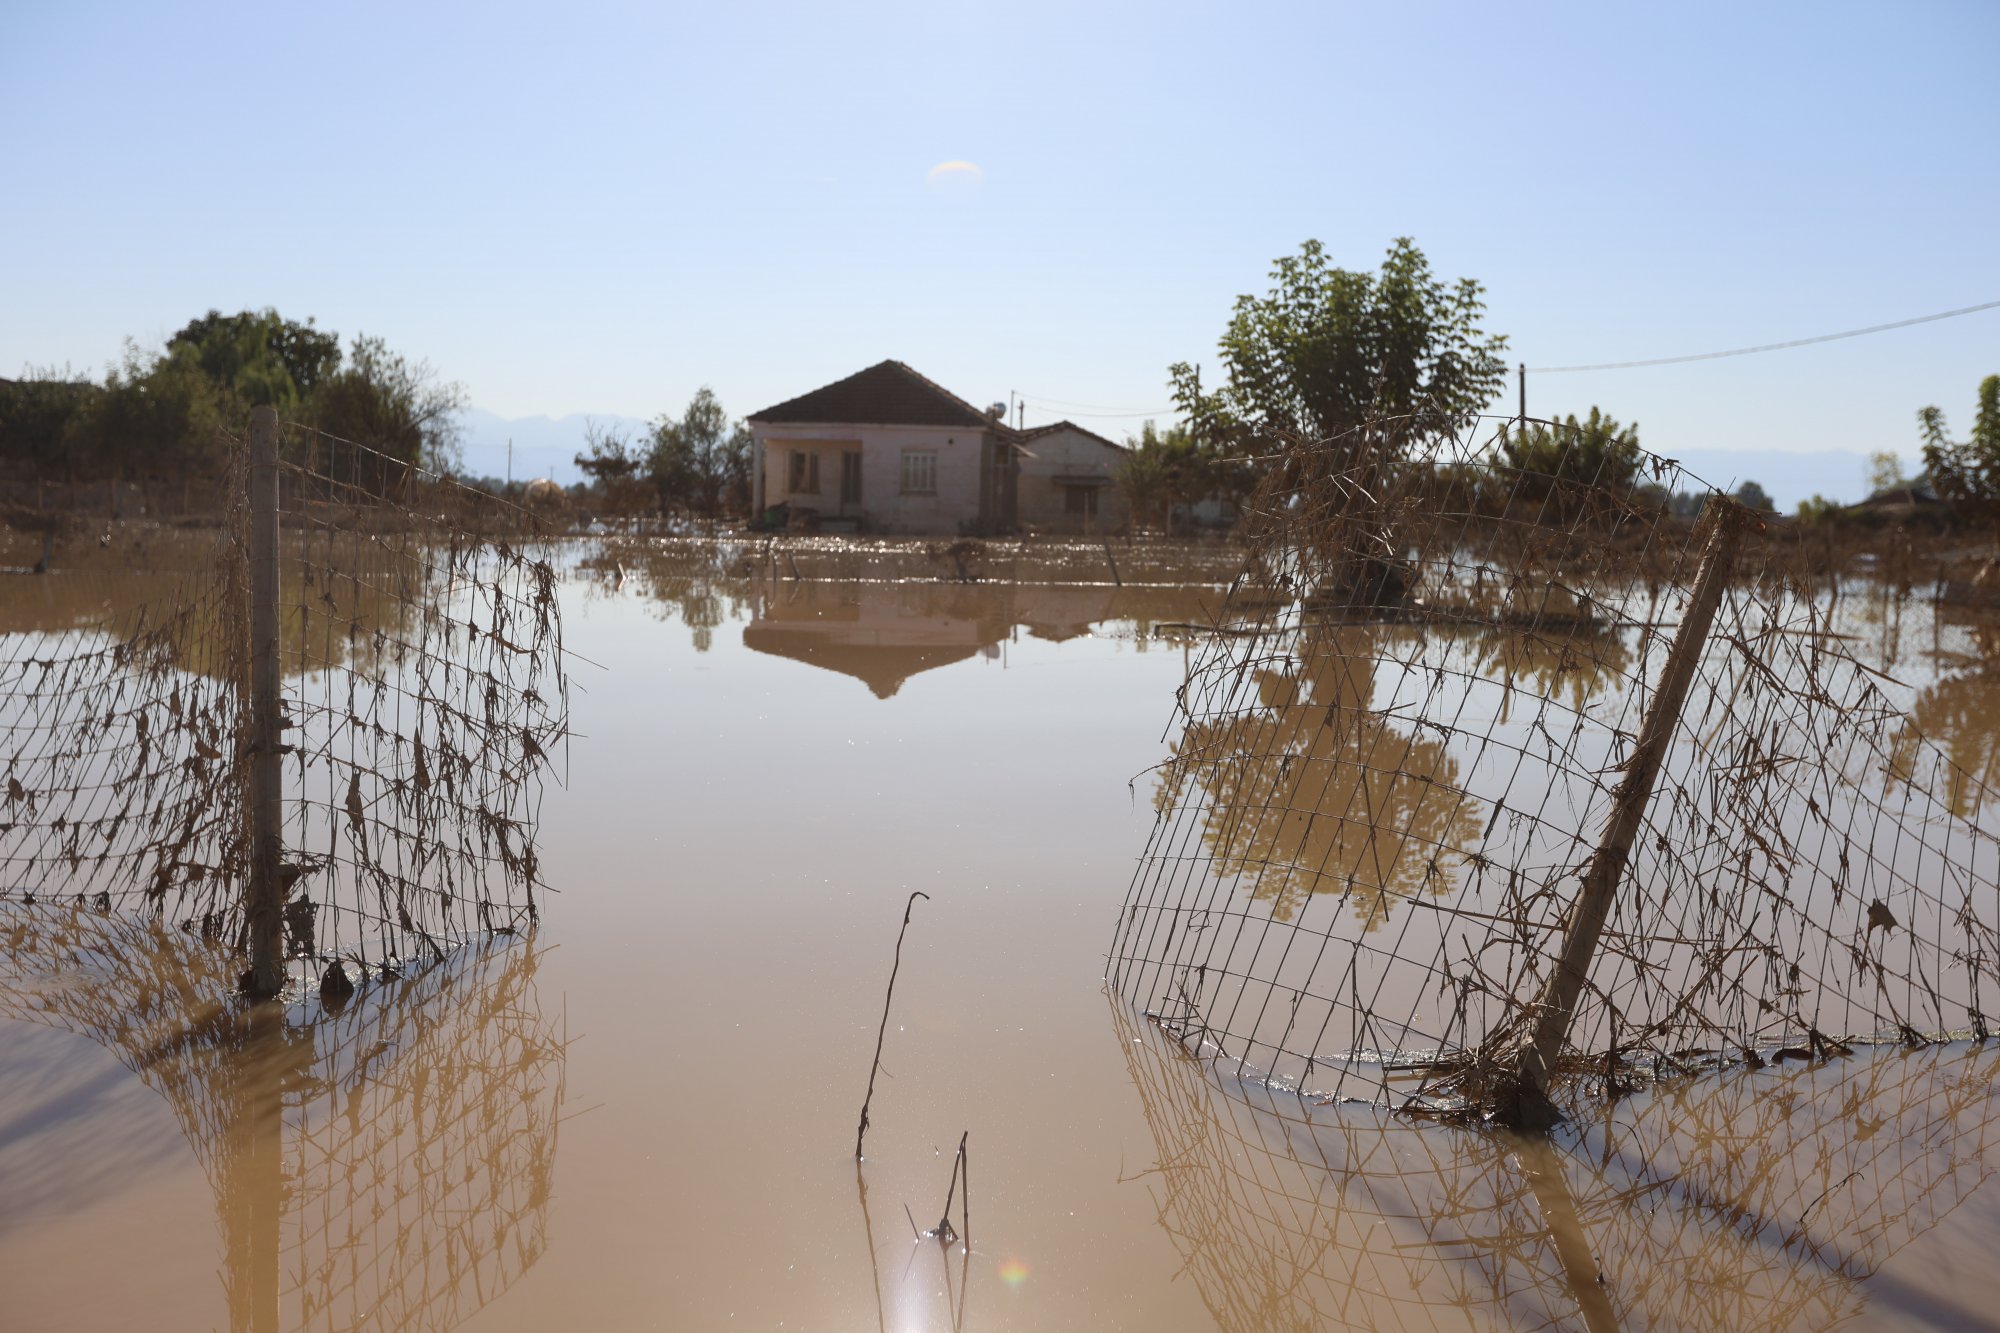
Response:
[244, 406, 285, 998]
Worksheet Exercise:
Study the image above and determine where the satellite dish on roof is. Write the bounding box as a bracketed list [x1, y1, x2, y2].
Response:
[986, 402, 1007, 419]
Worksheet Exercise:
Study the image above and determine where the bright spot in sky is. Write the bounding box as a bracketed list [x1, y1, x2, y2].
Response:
[998, 1258, 1029, 1288]
[925, 160, 984, 192]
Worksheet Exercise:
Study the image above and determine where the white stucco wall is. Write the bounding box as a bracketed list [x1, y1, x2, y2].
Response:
[1015, 427, 1129, 533]
[751, 422, 1011, 535]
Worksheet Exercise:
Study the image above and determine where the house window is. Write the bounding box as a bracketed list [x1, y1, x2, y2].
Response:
[900, 450, 937, 495]
[1064, 484, 1099, 518]
[789, 449, 820, 494]
[841, 451, 862, 503]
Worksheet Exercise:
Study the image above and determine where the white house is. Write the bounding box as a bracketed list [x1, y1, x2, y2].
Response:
[1013, 422, 1130, 533]
[747, 361, 1018, 535]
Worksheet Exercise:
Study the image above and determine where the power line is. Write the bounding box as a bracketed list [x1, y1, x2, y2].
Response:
[1018, 392, 1174, 413]
[1530, 298, 2000, 373]
[1020, 399, 1175, 420]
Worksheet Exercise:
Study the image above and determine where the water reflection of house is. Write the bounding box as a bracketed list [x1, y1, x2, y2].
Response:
[742, 582, 1207, 697]
[746, 361, 1130, 535]
[1013, 584, 1120, 641]
[743, 584, 1015, 698]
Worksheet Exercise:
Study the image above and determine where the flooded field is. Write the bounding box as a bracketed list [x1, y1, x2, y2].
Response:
[3, 534, 1999, 1331]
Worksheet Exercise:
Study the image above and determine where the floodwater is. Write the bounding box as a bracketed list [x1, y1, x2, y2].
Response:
[3, 537, 2000, 1331]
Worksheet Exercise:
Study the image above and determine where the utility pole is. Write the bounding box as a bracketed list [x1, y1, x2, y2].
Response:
[507, 438, 513, 488]
[1518, 363, 1526, 426]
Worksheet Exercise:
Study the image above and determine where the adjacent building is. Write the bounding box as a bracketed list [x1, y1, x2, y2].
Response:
[1013, 422, 1130, 533]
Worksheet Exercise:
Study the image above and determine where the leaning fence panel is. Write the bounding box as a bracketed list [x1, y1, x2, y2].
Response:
[1110, 415, 2000, 1119]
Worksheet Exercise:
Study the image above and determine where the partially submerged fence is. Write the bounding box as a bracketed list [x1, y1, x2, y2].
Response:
[0, 408, 568, 996]
[0, 902, 564, 1332]
[1110, 414, 2000, 1125]
[1113, 996, 2000, 1331]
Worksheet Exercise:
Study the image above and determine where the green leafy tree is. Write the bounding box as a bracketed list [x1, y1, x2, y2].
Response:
[80, 340, 235, 479]
[1732, 479, 1773, 512]
[574, 419, 653, 515]
[1, 313, 461, 488]
[1867, 450, 1907, 495]
[169, 309, 342, 410]
[1494, 407, 1642, 501]
[648, 387, 752, 516]
[1120, 420, 1224, 532]
[0, 367, 98, 481]
[1170, 237, 1509, 465]
[1919, 374, 2000, 518]
[308, 334, 466, 474]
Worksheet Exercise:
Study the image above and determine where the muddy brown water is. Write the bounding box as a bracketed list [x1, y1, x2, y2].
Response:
[3, 542, 1999, 1331]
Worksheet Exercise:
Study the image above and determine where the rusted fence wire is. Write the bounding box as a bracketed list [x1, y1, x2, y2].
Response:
[1110, 413, 2000, 1122]
[0, 418, 568, 993]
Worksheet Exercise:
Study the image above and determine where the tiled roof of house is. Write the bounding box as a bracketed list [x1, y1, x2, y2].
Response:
[748, 360, 1011, 432]
[1017, 420, 1129, 452]
[741, 626, 982, 699]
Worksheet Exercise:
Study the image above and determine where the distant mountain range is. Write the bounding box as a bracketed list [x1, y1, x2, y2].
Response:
[1651, 448, 1887, 509]
[453, 409, 1890, 509]
[455, 407, 652, 485]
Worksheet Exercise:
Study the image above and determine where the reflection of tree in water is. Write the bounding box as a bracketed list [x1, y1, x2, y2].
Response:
[1461, 619, 1634, 723]
[579, 539, 757, 652]
[0, 904, 564, 1332]
[0, 528, 432, 682]
[1112, 997, 2000, 1332]
[1894, 619, 2000, 820]
[1157, 623, 1481, 928]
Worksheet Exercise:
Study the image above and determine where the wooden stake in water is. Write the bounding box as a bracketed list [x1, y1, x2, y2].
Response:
[855, 890, 929, 1160]
[1498, 495, 1745, 1129]
[245, 406, 286, 999]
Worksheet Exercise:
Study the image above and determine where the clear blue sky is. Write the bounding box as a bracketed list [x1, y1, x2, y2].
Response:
[4, 0, 1996, 474]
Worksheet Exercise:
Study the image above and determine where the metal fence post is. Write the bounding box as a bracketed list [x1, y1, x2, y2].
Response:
[245, 407, 285, 998]
[1498, 494, 1745, 1128]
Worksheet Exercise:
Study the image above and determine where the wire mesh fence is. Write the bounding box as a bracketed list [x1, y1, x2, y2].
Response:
[273, 421, 568, 973]
[0, 415, 568, 992]
[1109, 414, 2000, 1120]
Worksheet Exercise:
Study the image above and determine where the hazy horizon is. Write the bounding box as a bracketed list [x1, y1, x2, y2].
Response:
[452, 401, 1889, 508]
[5, 1, 1995, 483]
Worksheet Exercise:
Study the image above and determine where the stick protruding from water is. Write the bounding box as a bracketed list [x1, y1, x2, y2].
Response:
[855, 890, 929, 1161]
[932, 1131, 970, 1246]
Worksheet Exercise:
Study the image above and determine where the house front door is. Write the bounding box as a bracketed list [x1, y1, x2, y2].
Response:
[840, 451, 862, 510]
